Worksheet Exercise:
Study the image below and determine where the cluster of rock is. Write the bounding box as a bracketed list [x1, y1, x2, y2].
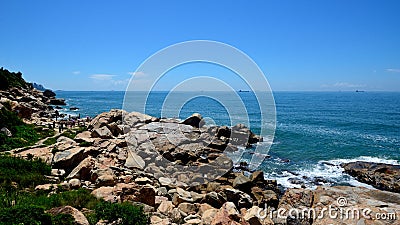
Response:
[342, 161, 400, 193]
[0, 86, 65, 123]
[13, 109, 400, 225]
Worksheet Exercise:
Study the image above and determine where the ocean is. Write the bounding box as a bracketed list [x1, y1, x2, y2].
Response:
[55, 91, 400, 189]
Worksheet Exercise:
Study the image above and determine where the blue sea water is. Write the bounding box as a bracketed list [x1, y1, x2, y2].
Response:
[55, 91, 400, 189]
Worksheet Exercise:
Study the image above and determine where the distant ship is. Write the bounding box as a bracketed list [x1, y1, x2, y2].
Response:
[355, 90, 365, 92]
[238, 90, 250, 92]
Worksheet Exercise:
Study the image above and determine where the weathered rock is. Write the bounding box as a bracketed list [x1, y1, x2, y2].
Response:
[202, 208, 219, 224]
[157, 200, 175, 215]
[17, 146, 53, 164]
[233, 174, 252, 192]
[342, 161, 400, 193]
[182, 113, 205, 128]
[202, 191, 226, 209]
[91, 186, 117, 202]
[91, 126, 113, 139]
[243, 206, 274, 225]
[56, 136, 77, 151]
[68, 178, 81, 189]
[53, 147, 87, 169]
[177, 203, 197, 215]
[94, 172, 116, 187]
[251, 186, 278, 207]
[135, 185, 156, 207]
[124, 151, 146, 169]
[312, 186, 400, 225]
[107, 122, 123, 137]
[35, 183, 58, 191]
[150, 215, 170, 225]
[211, 202, 241, 225]
[47, 206, 89, 225]
[1, 127, 12, 137]
[223, 188, 253, 209]
[74, 131, 94, 143]
[66, 157, 96, 180]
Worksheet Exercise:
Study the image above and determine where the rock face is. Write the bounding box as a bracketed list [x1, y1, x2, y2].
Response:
[342, 161, 400, 193]
[277, 186, 400, 225]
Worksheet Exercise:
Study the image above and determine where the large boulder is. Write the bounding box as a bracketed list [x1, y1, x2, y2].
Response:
[49, 98, 66, 105]
[43, 89, 56, 98]
[91, 126, 113, 139]
[182, 113, 205, 128]
[53, 147, 87, 169]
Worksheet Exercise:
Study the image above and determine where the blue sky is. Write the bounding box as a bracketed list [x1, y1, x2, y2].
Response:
[1, 0, 399, 91]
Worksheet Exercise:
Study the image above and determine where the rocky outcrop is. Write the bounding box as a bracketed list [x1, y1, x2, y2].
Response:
[277, 186, 400, 225]
[10, 106, 400, 225]
[342, 161, 400, 193]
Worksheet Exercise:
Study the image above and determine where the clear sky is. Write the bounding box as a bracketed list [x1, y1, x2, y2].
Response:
[1, 0, 399, 91]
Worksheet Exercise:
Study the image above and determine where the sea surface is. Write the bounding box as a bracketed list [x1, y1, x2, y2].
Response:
[55, 91, 400, 189]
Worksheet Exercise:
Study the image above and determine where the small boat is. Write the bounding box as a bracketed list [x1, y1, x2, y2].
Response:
[238, 90, 250, 93]
[355, 90, 365, 92]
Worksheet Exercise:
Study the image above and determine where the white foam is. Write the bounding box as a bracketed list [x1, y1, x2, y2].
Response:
[265, 156, 399, 190]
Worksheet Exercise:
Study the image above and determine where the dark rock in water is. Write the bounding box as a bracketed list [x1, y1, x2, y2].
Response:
[49, 98, 66, 105]
[55, 106, 62, 109]
[43, 89, 56, 98]
[182, 113, 205, 128]
[342, 161, 400, 193]
[70, 107, 79, 111]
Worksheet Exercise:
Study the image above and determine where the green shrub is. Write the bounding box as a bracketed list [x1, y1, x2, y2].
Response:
[0, 67, 28, 90]
[44, 137, 57, 146]
[0, 155, 51, 189]
[61, 130, 76, 139]
[93, 201, 148, 225]
[0, 205, 52, 225]
[51, 214, 75, 225]
[0, 108, 55, 151]
[79, 141, 92, 147]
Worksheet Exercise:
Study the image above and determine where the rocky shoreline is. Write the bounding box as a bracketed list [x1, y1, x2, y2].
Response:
[1, 84, 400, 224]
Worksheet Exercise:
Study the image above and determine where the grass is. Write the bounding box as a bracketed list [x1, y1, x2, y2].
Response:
[43, 137, 58, 146]
[0, 154, 148, 225]
[0, 108, 55, 151]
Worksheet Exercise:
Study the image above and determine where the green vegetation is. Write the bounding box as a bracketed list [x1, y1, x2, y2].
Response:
[43, 136, 58, 146]
[0, 155, 148, 225]
[0, 67, 28, 90]
[0, 108, 54, 151]
[0, 154, 51, 189]
[79, 141, 92, 147]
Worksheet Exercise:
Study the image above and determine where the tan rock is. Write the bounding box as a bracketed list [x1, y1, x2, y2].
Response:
[17, 147, 53, 164]
[74, 131, 94, 143]
[124, 151, 145, 169]
[150, 215, 170, 225]
[177, 202, 197, 215]
[91, 186, 117, 202]
[47, 206, 89, 225]
[68, 178, 81, 189]
[53, 147, 86, 169]
[66, 157, 96, 180]
[157, 201, 175, 215]
[201, 208, 219, 224]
